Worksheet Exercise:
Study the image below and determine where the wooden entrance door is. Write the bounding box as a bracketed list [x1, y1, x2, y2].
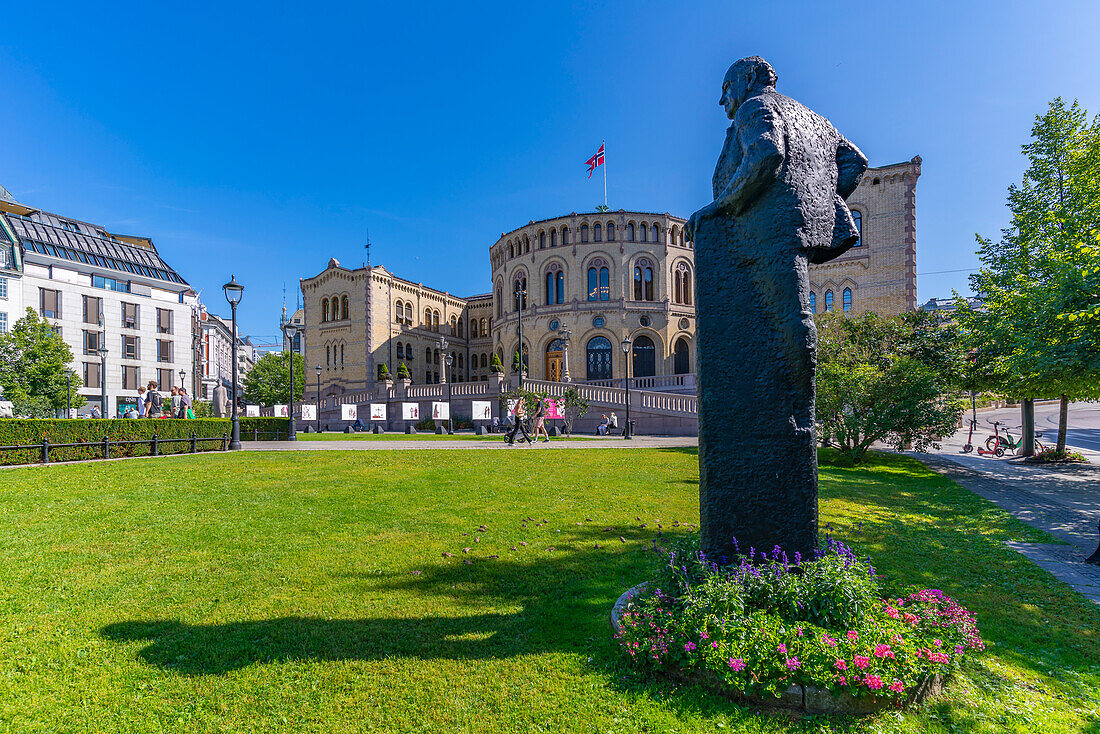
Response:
[546, 350, 563, 382]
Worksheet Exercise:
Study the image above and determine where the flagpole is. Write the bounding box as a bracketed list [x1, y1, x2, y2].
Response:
[602, 139, 607, 209]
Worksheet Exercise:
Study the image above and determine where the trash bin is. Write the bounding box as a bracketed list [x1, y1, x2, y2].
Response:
[626, 420, 636, 438]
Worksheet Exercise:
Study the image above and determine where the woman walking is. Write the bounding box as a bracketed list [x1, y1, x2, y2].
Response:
[533, 397, 551, 443]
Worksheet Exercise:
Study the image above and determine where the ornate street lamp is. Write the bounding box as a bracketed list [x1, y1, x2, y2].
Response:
[179, 369, 186, 391]
[222, 275, 244, 449]
[513, 281, 526, 390]
[558, 327, 572, 383]
[438, 336, 452, 433]
[621, 336, 632, 440]
[315, 365, 323, 433]
[281, 320, 299, 441]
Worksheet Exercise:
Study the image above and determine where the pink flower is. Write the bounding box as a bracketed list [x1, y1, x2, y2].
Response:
[933, 639, 942, 648]
[873, 644, 895, 659]
[822, 634, 838, 647]
[930, 651, 949, 664]
[853, 655, 870, 670]
[834, 658, 847, 671]
[776, 643, 787, 655]
[700, 632, 709, 640]
[891, 634, 903, 644]
[888, 680, 904, 694]
[785, 657, 801, 671]
[838, 674, 847, 685]
[903, 613, 918, 625]
[728, 657, 745, 671]
[954, 644, 964, 655]
[864, 674, 883, 690]
[711, 642, 719, 649]
[796, 626, 804, 637]
[683, 642, 696, 652]
[846, 630, 859, 642]
[885, 605, 900, 619]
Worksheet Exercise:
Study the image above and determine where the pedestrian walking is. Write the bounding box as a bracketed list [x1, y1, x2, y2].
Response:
[136, 386, 147, 418]
[505, 398, 534, 446]
[91, 405, 103, 419]
[533, 396, 550, 443]
[178, 387, 192, 418]
[170, 386, 181, 418]
[144, 381, 163, 417]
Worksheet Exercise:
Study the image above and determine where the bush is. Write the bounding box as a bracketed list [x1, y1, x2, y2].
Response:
[0, 419, 232, 465]
[0, 417, 291, 465]
[1024, 448, 1089, 464]
[616, 535, 983, 702]
[416, 417, 436, 431]
[396, 362, 411, 380]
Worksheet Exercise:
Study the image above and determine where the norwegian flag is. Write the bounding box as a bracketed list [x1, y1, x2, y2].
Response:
[585, 143, 605, 178]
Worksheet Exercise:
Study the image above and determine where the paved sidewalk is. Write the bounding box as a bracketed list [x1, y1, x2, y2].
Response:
[911, 450, 1100, 605]
[242, 436, 699, 452]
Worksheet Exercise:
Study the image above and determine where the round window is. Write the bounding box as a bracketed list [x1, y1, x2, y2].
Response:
[639, 315, 651, 328]
[593, 316, 605, 328]
[549, 319, 560, 331]
[679, 317, 691, 330]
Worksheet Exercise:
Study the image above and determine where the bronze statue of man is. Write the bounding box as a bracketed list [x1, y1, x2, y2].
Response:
[686, 56, 867, 563]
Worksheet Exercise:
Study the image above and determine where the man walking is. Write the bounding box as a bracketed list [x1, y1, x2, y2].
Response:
[136, 386, 147, 418]
[178, 387, 192, 418]
[505, 398, 534, 446]
[144, 381, 163, 417]
[170, 386, 181, 419]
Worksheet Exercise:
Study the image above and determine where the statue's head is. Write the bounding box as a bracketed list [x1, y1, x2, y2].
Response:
[720, 56, 777, 119]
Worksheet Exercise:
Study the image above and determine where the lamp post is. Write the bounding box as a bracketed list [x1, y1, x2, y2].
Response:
[514, 281, 526, 390]
[315, 366, 322, 433]
[222, 275, 244, 449]
[66, 371, 71, 417]
[438, 336, 452, 433]
[621, 336, 632, 440]
[282, 320, 298, 441]
[179, 369, 186, 391]
[558, 327, 572, 383]
[97, 346, 108, 417]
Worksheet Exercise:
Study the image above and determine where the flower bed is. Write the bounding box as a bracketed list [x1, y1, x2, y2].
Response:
[1024, 448, 1089, 464]
[613, 535, 983, 714]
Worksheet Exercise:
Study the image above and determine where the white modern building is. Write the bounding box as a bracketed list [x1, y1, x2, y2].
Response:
[0, 191, 197, 415]
[0, 186, 25, 335]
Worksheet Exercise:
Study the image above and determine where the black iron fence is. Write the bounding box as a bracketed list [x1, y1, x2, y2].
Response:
[0, 432, 229, 466]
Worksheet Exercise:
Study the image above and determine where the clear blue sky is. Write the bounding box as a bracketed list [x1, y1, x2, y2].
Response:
[3, 0, 1098, 342]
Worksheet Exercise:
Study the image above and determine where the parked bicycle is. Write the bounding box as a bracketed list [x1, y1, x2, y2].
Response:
[984, 421, 1045, 455]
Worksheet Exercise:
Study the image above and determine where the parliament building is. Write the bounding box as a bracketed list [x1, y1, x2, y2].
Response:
[300, 157, 920, 401]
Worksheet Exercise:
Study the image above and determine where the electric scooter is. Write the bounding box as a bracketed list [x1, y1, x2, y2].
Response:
[960, 418, 977, 453]
[977, 420, 1005, 457]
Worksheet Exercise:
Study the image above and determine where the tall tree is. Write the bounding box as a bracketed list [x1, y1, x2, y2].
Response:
[242, 351, 304, 407]
[956, 98, 1100, 453]
[0, 307, 85, 417]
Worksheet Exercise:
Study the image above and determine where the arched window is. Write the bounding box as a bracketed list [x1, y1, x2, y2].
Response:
[556, 271, 564, 304]
[563, 227, 569, 245]
[825, 290, 834, 311]
[496, 287, 502, 318]
[434, 310, 442, 331]
[539, 231, 546, 249]
[450, 315, 457, 335]
[594, 223, 602, 242]
[843, 288, 852, 312]
[546, 271, 555, 305]
[607, 221, 615, 241]
[406, 342, 413, 359]
[508, 243, 514, 258]
[397, 343, 404, 358]
[434, 349, 440, 365]
[673, 263, 692, 305]
[626, 223, 635, 241]
[340, 343, 345, 365]
[653, 223, 661, 243]
[851, 210, 862, 247]
[588, 268, 597, 301]
[550, 229, 556, 247]
[587, 259, 609, 301]
[639, 224, 647, 242]
[674, 337, 691, 374]
[457, 353, 463, 369]
[394, 300, 403, 323]
[632, 335, 656, 378]
[581, 224, 589, 242]
[633, 259, 654, 301]
[481, 353, 488, 368]
[341, 295, 349, 319]
[321, 298, 329, 323]
[679, 229, 685, 246]
[545, 265, 564, 305]
[524, 235, 530, 253]
[326, 344, 331, 366]
[586, 336, 613, 380]
[458, 319, 464, 338]
[425, 347, 432, 363]
[809, 292, 816, 313]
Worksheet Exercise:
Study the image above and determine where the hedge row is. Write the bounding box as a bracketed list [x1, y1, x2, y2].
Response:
[0, 417, 290, 466]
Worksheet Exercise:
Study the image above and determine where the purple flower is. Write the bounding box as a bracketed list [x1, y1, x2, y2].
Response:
[728, 657, 745, 671]
[785, 657, 801, 671]
[683, 642, 696, 652]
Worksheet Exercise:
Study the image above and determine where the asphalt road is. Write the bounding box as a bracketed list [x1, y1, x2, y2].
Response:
[959, 401, 1100, 454]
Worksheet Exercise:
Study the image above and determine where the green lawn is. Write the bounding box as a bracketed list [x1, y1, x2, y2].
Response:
[0, 449, 1097, 733]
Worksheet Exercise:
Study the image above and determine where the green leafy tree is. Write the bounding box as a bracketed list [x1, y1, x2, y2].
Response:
[955, 98, 1100, 452]
[242, 351, 304, 407]
[559, 386, 590, 434]
[0, 307, 85, 417]
[815, 312, 964, 464]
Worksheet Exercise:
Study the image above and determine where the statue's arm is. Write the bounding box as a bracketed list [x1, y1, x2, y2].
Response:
[836, 137, 868, 199]
[714, 100, 785, 216]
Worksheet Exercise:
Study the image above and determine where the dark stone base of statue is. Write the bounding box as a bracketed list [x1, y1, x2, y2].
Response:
[690, 56, 867, 565]
[695, 216, 819, 562]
